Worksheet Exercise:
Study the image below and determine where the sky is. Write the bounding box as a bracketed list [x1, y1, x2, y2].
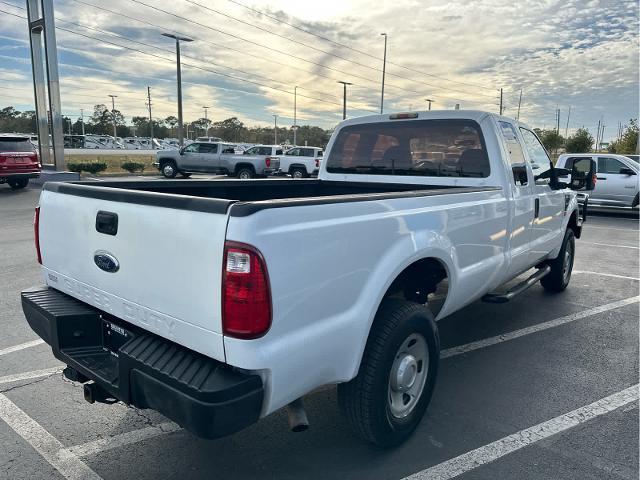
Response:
[0, 0, 637, 141]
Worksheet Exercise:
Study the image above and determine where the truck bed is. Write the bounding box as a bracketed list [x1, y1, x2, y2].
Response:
[43, 179, 500, 216]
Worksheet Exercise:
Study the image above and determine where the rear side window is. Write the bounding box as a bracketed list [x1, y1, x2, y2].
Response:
[326, 119, 490, 177]
[317, 150, 323, 157]
[598, 157, 627, 174]
[0, 139, 34, 152]
[276, 149, 283, 155]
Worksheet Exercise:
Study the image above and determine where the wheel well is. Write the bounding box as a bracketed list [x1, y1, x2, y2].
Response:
[235, 163, 255, 173]
[384, 257, 449, 316]
[633, 193, 639, 208]
[159, 158, 176, 166]
[288, 163, 306, 172]
[567, 210, 580, 238]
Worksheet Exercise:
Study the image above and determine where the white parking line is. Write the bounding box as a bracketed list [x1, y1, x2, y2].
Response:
[441, 295, 639, 358]
[0, 339, 45, 356]
[585, 225, 638, 232]
[402, 384, 639, 480]
[0, 393, 102, 480]
[582, 241, 639, 250]
[0, 367, 62, 385]
[574, 271, 640, 281]
[62, 421, 181, 457]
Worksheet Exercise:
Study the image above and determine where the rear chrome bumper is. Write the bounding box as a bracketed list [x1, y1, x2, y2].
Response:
[21, 285, 264, 439]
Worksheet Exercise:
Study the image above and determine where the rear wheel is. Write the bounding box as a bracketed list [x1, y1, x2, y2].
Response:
[291, 168, 307, 179]
[8, 178, 28, 189]
[338, 299, 439, 447]
[236, 167, 254, 179]
[541, 228, 575, 292]
[161, 161, 177, 179]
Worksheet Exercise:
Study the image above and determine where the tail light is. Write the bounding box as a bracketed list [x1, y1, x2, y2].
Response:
[315, 159, 319, 168]
[222, 241, 271, 339]
[34, 206, 42, 264]
[265, 157, 272, 168]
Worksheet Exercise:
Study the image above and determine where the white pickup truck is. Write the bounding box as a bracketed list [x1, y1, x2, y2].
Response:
[22, 111, 595, 447]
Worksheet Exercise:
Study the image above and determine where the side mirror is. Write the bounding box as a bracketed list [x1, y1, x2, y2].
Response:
[620, 167, 636, 176]
[179, 146, 186, 155]
[569, 158, 596, 191]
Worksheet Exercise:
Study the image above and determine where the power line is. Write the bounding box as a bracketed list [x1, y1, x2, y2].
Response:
[185, 0, 497, 98]
[125, 0, 492, 104]
[225, 0, 497, 91]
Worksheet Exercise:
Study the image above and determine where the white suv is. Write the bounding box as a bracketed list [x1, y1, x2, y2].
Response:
[557, 153, 639, 208]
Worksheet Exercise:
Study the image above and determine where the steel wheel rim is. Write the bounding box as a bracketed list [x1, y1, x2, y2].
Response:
[388, 333, 428, 419]
[239, 171, 250, 179]
[163, 165, 174, 177]
[293, 170, 303, 178]
[562, 240, 573, 283]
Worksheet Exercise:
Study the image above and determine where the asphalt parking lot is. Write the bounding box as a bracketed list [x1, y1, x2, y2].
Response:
[1, 182, 638, 480]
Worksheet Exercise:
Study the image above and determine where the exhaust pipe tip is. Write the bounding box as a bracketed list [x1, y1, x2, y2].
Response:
[286, 398, 309, 432]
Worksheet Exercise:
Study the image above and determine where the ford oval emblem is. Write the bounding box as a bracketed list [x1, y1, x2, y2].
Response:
[94, 251, 120, 273]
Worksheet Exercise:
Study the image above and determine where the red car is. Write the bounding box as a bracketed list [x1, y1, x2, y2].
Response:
[0, 135, 40, 189]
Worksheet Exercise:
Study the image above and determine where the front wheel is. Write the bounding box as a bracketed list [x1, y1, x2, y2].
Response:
[541, 228, 575, 292]
[338, 299, 439, 447]
[161, 161, 177, 179]
[8, 178, 29, 189]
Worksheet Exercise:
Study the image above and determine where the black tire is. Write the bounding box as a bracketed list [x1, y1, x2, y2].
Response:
[180, 172, 192, 178]
[236, 167, 254, 179]
[8, 178, 28, 189]
[541, 228, 575, 292]
[290, 168, 307, 179]
[338, 298, 440, 447]
[632, 194, 639, 208]
[160, 161, 178, 179]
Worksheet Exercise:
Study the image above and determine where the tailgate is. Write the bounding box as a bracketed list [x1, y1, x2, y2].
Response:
[37, 185, 231, 361]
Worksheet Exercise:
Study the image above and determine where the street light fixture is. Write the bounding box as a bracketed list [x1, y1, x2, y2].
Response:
[425, 98, 435, 111]
[380, 33, 387, 114]
[162, 33, 193, 147]
[337, 81, 352, 120]
[108, 94, 118, 139]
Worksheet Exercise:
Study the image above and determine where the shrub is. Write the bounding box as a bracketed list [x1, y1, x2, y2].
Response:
[66, 162, 108, 174]
[121, 161, 146, 173]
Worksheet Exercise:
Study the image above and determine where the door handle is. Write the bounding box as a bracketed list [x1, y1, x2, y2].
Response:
[596, 177, 606, 180]
[534, 198, 540, 218]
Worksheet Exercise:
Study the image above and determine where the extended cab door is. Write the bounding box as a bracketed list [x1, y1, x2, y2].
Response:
[196, 143, 220, 172]
[497, 120, 536, 278]
[518, 128, 565, 263]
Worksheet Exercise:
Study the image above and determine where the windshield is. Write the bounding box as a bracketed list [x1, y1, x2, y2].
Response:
[0, 138, 34, 152]
[325, 119, 490, 177]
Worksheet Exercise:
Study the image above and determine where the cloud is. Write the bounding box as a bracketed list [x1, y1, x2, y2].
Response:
[0, 0, 636, 139]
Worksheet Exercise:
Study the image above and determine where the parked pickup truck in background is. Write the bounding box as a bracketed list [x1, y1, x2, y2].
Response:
[23, 111, 595, 447]
[154, 142, 280, 179]
[557, 153, 638, 208]
[0, 134, 40, 189]
[279, 146, 323, 178]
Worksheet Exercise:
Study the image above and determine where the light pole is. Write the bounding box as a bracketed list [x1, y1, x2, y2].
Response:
[380, 33, 387, 114]
[162, 33, 193, 147]
[337, 81, 352, 120]
[203, 106, 210, 136]
[425, 99, 435, 111]
[108, 94, 118, 139]
[273, 114, 278, 145]
[80, 108, 85, 136]
[293, 86, 297, 146]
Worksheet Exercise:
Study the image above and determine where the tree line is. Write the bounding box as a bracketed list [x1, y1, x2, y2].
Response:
[0, 104, 332, 147]
[1, 104, 637, 153]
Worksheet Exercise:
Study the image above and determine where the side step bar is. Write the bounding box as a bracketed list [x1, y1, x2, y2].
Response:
[482, 265, 551, 304]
